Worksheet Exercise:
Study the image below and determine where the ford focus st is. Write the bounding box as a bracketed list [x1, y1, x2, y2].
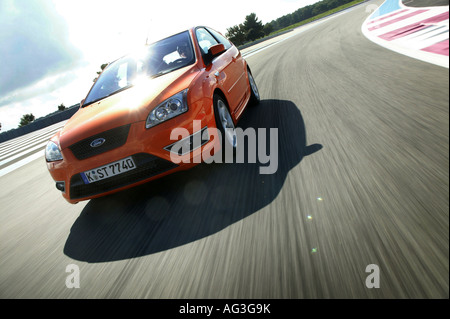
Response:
[45, 26, 260, 204]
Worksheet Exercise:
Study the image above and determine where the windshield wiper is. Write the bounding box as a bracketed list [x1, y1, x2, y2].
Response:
[82, 85, 133, 107]
[151, 70, 171, 79]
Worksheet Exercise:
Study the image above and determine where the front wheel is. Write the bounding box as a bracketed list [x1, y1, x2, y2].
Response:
[213, 94, 237, 161]
[248, 69, 260, 106]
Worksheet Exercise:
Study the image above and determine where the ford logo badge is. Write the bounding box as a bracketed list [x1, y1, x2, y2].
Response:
[90, 138, 106, 148]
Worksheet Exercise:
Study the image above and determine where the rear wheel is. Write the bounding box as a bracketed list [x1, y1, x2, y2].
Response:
[213, 94, 236, 161]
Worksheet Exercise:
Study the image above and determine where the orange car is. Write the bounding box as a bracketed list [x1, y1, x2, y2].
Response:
[45, 26, 260, 204]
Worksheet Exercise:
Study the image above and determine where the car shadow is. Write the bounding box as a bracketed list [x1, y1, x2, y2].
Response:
[63, 99, 322, 262]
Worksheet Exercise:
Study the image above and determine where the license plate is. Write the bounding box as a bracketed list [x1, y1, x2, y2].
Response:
[80, 156, 136, 184]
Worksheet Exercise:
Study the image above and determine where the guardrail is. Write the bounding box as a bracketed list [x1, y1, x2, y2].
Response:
[0, 104, 79, 143]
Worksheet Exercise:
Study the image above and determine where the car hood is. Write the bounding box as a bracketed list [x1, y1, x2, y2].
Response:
[58, 65, 199, 150]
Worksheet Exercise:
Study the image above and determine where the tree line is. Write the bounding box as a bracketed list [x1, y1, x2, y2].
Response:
[17, 103, 66, 128]
[226, 0, 356, 46]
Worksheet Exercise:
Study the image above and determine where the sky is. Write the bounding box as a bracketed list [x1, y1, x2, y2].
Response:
[0, 0, 320, 132]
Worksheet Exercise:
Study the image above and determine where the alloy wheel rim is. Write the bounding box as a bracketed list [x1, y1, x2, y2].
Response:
[217, 99, 237, 148]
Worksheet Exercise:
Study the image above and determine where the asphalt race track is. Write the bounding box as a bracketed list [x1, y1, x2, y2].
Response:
[0, 0, 448, 299]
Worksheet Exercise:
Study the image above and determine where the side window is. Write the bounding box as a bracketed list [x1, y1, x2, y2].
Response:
[196, 28, 219, 55]
[207, 28, 232, 50]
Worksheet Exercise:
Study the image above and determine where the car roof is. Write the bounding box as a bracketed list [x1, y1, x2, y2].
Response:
[146, 26, 196, 45]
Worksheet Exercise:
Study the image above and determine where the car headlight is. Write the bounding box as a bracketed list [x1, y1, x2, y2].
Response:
[146, 89, 188, 129]
[45, 140, 63, 162]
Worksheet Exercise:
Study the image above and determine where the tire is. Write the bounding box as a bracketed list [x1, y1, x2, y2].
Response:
[213, 94, 237, 161]
[248, 69, 260, 106]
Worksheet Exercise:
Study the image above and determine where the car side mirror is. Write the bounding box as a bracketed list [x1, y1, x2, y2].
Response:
[80, 99, 85, 108]
[205, 43, 226, 65]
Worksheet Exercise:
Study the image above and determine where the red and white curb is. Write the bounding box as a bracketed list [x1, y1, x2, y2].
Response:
[362, 0, 449, 68]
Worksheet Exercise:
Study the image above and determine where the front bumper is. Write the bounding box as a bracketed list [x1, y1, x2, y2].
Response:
[47, 108, 218, 204]
[68, 152, 178, 200]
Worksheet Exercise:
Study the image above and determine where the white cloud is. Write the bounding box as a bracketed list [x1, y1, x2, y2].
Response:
[0, 0, 81, 96]
[0, 65, 95, 131]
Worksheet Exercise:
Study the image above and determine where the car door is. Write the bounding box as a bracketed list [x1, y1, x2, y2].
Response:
[195, 27, 247, 117]
[206, 27, 248, 115]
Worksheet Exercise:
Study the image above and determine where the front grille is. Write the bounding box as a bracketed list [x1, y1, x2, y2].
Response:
[69, 153, 177, 200]
[69, 125, 131, 160]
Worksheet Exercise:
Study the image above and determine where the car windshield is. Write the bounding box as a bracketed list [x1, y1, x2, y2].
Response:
[83, 31, 195, 107]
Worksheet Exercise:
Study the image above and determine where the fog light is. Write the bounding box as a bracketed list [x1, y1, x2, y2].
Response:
[56, 181, 65, 192]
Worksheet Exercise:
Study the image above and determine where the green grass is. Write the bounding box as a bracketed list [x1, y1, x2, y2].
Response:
[269, 0, 366, 36]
